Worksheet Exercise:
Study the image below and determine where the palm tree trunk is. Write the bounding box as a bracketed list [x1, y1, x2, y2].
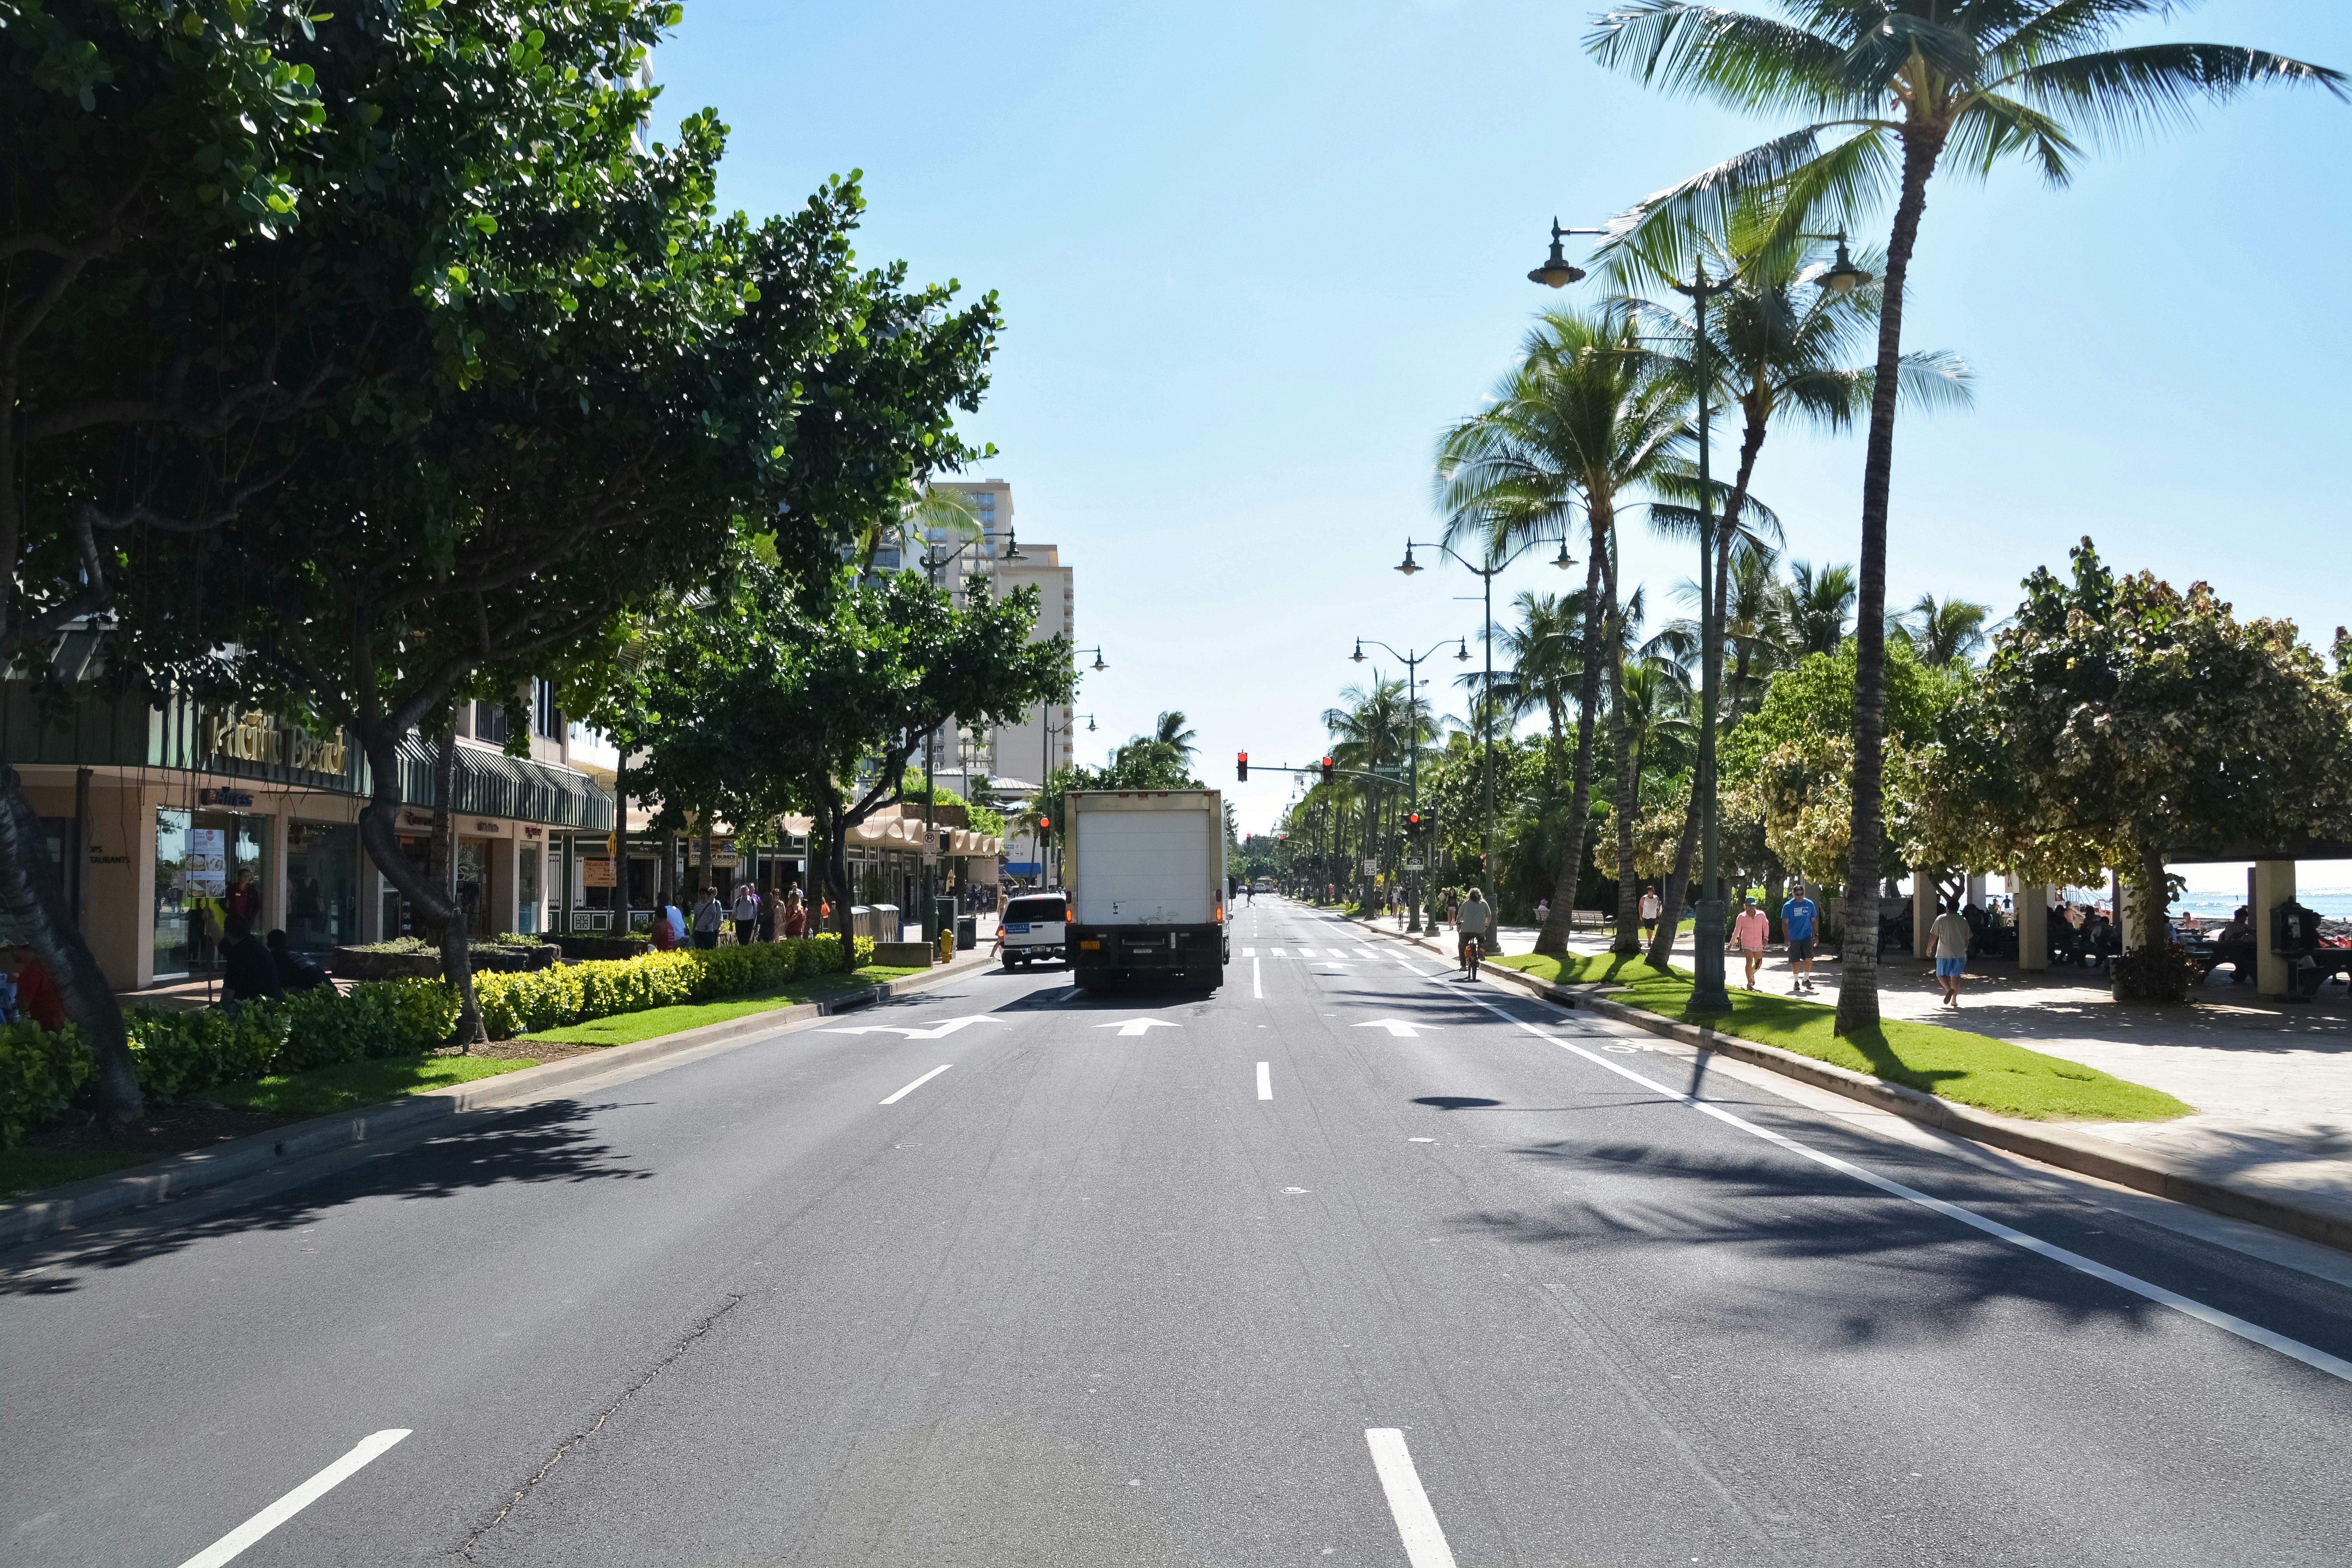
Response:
[1535, 510, 1612, 955]
[1604, 552, 1640, 956]
[1836, 128, 1943, 1038]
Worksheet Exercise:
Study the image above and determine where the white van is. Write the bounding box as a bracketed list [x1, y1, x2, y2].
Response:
[999, 892, 1070, 968]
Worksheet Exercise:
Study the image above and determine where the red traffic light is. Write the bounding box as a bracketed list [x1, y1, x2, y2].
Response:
[1319, 755, 1335, 784]
[1038, 815, 1051, 830]
[1237, 750, 1249, 782]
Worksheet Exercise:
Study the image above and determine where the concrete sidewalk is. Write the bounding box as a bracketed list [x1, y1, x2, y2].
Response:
[1353, 909, 2352, 1252]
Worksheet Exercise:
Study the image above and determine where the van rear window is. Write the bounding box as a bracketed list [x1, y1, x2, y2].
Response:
[1003, 897, 1067, 923]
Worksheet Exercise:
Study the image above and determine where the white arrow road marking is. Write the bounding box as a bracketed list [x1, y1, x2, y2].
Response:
[1365, 1429, 1458, 1568]
[1353, 1018, 1434, 1038]
[823, 1015, 1007, 1041]
[878, 1064, 952, 1104]
[1093, 1018, 1182, 1037]
[176, 1430, 411, 1568]
[1256, 1062, 1272, 1100]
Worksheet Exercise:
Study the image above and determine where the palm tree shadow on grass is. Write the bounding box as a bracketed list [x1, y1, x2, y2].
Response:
[0, 1098, 650, 1296]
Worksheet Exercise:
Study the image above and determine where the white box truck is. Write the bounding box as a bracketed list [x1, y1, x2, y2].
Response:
[1065, 788, 1230, 991]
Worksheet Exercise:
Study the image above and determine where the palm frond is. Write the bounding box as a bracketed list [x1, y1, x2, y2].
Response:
[1587, 2, 1853, 111]
[2011, 42, 2348, 149]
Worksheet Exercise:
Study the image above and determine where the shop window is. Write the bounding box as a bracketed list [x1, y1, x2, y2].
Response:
[155, 807, 264, 977]
[285, 821, 358, 953]
[518, 844, 541, 936]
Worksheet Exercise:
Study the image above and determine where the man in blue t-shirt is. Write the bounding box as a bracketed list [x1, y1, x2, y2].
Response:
[1781, 881, 1822, 995]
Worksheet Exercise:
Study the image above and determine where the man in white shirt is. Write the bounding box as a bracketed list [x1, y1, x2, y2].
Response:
[1639, 885, 1664, 942]
[1929, 898, 1974, 1007]
[731, 884, 760, 946]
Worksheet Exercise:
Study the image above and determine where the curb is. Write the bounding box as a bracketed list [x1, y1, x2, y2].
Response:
[1340, 915, 2352, 1256]
[0, 952, 994, 1251]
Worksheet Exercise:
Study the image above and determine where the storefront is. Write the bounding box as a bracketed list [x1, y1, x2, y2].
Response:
[3, 671, 613, 990]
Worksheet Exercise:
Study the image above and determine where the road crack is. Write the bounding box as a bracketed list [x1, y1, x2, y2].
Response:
[457, 1292, 747, 1559]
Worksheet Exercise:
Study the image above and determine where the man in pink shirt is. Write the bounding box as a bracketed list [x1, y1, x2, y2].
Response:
[1728, 895, 1770, 991]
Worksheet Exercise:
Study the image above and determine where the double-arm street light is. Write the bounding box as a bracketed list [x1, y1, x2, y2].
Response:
[1531, 215, 1869, 1010]
[1349, 635, 1469, 931]
[1396, 532, 1575, 887]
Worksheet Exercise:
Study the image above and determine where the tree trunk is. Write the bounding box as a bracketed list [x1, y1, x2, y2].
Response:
[1836, 127, 1943, 1038]
[354, 722, 480, 1050]
[2138, 845, 2169, 951]
[0, 760, 141, 1125]
[1535, 509, 1613, 956]
[1603, 545, 1640, 956]
[698, 815, 714, 900]
[430, 726, 485, 1049]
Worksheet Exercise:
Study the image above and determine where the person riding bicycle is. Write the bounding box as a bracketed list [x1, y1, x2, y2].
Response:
[1457, 886, 1493, 978]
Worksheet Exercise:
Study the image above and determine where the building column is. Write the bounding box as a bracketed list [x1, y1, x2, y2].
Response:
[2254, 859, 2297, 998]
[1913, 868, 1935, 959]
[2116, 877, 2140, 952]
[264, 809, 292, 935]
[2017, 884, 2050, 972]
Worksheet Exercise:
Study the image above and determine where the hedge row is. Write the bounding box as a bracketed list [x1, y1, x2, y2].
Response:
[2, 935, 880, 1147]
[1, 1019, 95, 1149]
[474, 932, 871, 1039]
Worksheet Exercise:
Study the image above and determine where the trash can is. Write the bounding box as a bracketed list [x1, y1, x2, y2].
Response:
[931, 896, 956, 943]
[955, 915, 977, 952]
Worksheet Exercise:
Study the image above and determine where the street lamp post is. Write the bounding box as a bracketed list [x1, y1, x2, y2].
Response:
[1531, 218, 1869, 1011]
[918, 526, 1020, 941]
[1350, 635, 1469, 931]
[1397, 533, 1574, 889]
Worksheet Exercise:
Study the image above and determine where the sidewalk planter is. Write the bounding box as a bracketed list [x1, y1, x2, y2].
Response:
[554, 934, 652, 963]
[873, 941, 935, 969]
[329, 946, 442, 980]
[1, 1020, 95, 1148]
[471, 933, 876, 1040]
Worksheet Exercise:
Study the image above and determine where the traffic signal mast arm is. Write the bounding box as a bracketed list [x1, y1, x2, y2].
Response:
[1236, 753, 1396, 786]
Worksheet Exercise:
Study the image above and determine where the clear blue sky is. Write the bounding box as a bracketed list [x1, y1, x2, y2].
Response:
[650, 1, 2352, 843]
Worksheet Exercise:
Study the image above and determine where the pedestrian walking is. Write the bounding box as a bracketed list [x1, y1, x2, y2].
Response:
[1534, 896, 1550, 928]
[1781, 881, 1822, 995]
[731, 882, 760, 946]
[691, 886, 725, 950]
[1639, 884, 1663, 942]
[1930, 897, 1974, 1007]
[1729, 897, 1769, 989]
[783, 888, 808, 938]
[756, 885, 777, 944]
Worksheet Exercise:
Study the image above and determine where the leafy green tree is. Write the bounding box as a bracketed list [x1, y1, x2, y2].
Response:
[1437, 308, 1688, 955]
[1590, 0, 2343, 1034]
[1916, 540, 2352, 984]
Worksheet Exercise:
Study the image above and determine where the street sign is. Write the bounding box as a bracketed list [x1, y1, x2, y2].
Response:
[1362, 858, 1380, 875]
[1003, 861, 1043, 876]
[1405, 861, 1424, 872]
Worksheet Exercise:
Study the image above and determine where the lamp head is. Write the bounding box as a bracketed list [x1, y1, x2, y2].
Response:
[1351, 641, 1366, 663]
[1552, 539, 1575, 570]
[1091, 650, 1107, 672]
[1396, 544, 1421, 576]
[1455, 639, 1472, 661]
[1528, 219, 1586, 289]
[1817, 232, 1872, 295]
[1086, 715, 1096, 731]
[1003, 527, 1025, 560]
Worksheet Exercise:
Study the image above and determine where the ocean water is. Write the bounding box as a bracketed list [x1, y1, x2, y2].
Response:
[2049, 886, 2352, 919]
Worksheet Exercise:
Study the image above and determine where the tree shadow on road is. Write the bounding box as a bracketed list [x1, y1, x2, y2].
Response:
[0, 1098, 650, 1296]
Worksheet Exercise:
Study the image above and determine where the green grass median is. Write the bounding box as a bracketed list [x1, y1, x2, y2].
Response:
[1490, 951, 2192, 1123]
[513, 964, 927, 1047]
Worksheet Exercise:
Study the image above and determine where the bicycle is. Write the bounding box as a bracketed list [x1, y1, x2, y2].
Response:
[1459, 932, 1484, 982]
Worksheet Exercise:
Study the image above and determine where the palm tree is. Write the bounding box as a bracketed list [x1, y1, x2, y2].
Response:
[1589, 0, 2343, 1033]
[1779, 559, 1857, 658]
[1889, 592, 1991, 667]
[1437, 307, 1688, 955]
[1494, 589, 1592, 782]
[1152, 710, 1200, 768]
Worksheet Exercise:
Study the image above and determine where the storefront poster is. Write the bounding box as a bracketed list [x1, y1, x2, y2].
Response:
[583, 857, 616, 887]
[185, 828, 227, 896]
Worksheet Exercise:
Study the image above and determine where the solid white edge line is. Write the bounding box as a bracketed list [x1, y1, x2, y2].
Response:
[1256, 1061, 1273, 1101]
[878, 1063, 953, 1105]
[176, 1429, 411, 1568]
[1363, 1428, 1459, 1568]
[1452, 987, 2352, 1386]
[1252, 956, 1263, 1000]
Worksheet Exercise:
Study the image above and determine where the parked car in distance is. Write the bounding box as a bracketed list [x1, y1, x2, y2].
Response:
[1000, 892, 1070, 968]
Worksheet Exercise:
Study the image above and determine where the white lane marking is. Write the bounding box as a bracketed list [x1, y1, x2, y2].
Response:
[1354, 1018, 1433, 1038]
[1364, 1428, 1458, 1568]
[1252, 957, 1263, 999]
[176, 1429, 411, 1568]
[1357, 948, 1380, 960]
[1460, 992, 2352, 1386]
[1257, 1062, 1273, 1100]
[1094, 1018, 1181, 1037]
[1271, 946, 1286, 956]
[823, 1015, 1006, 1040]
[878, 1064, 952, 1104]
[1243, 946, 1257, 957]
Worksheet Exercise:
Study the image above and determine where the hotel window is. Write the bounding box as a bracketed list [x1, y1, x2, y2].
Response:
[533, 679, 562, 740]
[474, 701, 508, 746]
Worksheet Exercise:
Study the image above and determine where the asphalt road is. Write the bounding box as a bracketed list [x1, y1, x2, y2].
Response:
[7, 897, 2352, 1566]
